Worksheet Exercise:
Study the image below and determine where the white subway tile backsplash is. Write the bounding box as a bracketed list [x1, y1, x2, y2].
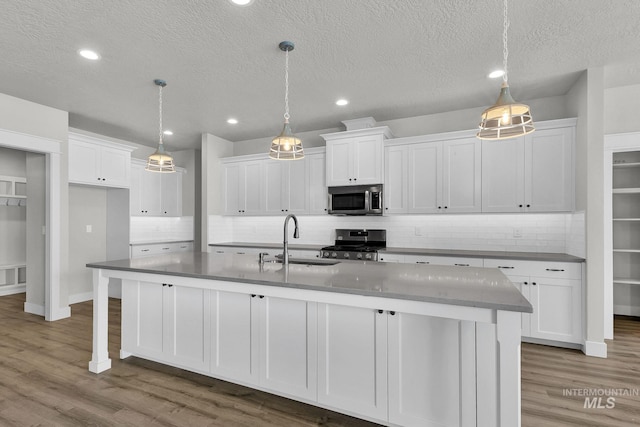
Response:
[131, 216, 194, 243]
[208, 212, 587, 255]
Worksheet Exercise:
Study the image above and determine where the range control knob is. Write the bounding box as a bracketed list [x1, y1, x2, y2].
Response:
[323, 251, 330, 258]
[365, 253, 372, 260]
[343, 253, 350, 259]
[356, 253, 363, 260]
[331, 252, 338, 258]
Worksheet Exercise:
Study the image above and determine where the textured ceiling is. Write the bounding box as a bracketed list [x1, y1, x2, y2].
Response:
[0, 0, 639, 150]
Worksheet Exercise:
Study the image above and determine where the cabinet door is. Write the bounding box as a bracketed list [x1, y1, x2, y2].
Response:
[307, 153, 328, 214]
[222, 163, 242, 215]
[243, 161, 263, 214]
[100, 146, 131, 188]
[317, 304, 388, 422]
[353, 136, 384, 185]
[525, 127, 574, 212]
[129, 164, 143, 216]
[481, 137, 526, 212]
[161, 172, 182, 216]
[210, 290, 259, 385]
[167, 285, 210, 371]
[259, 297, 317, 400]
[442, 137, 481, 212]
[139, 170, 162, 215]
[264, 161, 286, 214]
[68, 140, 100, 184]
[388, 313, 472, 427]
[529, 277, 582, 343]
[326, 139, 353, 186]
[287, 158, 308, 213]
[384, 145, 408, 214]
[121, 281, 166, 361]
[408, 143, 440, 213]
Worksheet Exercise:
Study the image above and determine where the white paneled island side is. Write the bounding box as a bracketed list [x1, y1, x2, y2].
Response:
[87, 252, 532, 427]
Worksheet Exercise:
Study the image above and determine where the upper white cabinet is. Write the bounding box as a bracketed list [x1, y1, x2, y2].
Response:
[322, 127, 392, 186]
[482, 119, 575, 213]
[130, 160, 184, 216]
[68, 132, 135, 188]
[384, 132, 481, 214]
[221, 147, 326, 216]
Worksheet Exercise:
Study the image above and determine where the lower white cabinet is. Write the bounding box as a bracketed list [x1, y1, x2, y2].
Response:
[484, 259, 583, 344]
[210, 291, 317, 400]
[121, 280, 210, 372]
[379, 253, 483, 267]
[317, 304, 388, 421]
[130, 241, 193, 258]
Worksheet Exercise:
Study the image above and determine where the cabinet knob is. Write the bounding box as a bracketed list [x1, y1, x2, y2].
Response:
[519, 204, 523, 208]
[354, 178, 357, 181]
[102, 178, 106, 181]
[389, 311, 396, 316]
[251, 294, 256, 298]
[377, 309, 383, 314]
[259, 295, 265, 299]
[349, 178, 352, 181]
[444, 206, 448, 209]
[524, 282, 528, 285]
[532, 282, 537, 286]
[438, 206, 442, 209]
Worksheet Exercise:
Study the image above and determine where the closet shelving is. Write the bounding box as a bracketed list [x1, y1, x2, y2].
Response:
[612, 153, 640, 286]
[0, 175, 27, 206]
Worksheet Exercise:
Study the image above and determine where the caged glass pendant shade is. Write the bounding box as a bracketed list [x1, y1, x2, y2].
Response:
[477, 81, 534, 140]
[270, 119, 304, 160]
[477, 0, 534, 140]
[269, 40, 304, 160]
[146, 79, 176, 173]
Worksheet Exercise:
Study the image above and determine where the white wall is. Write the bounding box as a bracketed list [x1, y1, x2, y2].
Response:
[68, 186, 107, 301]
[25, 153, 45, 310]
[0, 147, 26, 265]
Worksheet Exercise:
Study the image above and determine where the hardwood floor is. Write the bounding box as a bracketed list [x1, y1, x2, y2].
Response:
[0, 293, 639, 426]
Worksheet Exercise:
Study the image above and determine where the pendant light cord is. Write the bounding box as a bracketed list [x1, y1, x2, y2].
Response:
[158, 84, 164, 147]
[284, 48, 290, 122]
[502, 0, 509, 83]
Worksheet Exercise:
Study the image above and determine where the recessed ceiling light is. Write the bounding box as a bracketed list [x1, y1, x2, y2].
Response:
[336, 99, 349, 106]
[163, 130, 173, 136]
[488, 69, 505, 79]
[227, 118, 239, 124]
[78, 49, 100, 60]
[230, 0, 253, 5]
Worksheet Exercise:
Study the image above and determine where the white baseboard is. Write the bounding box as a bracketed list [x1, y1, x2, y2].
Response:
[583, 340, 608, 358]
[69, 291, 93, 304]
[0, 284, 26, 296]
[613, 304, 640, 317]
[24, 301, 45, 316]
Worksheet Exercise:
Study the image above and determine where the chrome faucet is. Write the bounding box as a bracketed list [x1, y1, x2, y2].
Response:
[283, 214, 299, 267]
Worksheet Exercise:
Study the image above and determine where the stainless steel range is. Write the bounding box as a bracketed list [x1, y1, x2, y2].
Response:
[321, 229, 386, 261]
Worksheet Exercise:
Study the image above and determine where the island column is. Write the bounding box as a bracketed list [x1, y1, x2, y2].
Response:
[88, 268, 112, 373]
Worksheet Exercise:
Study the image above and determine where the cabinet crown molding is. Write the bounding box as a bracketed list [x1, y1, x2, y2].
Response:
[320, 126, 393, 141]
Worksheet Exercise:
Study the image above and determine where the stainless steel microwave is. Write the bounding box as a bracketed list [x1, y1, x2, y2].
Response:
[328, 184, 383, 215]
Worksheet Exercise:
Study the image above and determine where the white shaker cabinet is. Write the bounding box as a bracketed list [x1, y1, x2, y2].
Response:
[482, 119, 575, 213]
[222, 160, 263, 215]
[385, 133, 481, 214]
[307, 151, 328, 214]
[484, 259, 583, 344]
[210, 290, 317, 400]
[121, 280, 210, 372]
[68, 132, 134, 188]
[264, 159, 308, 215]
[322, 127, 392, 186]
[317, 303, 388, 421]
[130, 160, 183, 216]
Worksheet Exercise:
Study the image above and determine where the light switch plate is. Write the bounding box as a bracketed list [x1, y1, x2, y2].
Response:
[513, 228, 523, 238]
[86, 225, 92, 233]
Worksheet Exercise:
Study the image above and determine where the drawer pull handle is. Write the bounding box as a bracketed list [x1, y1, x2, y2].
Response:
[455, 263, 469, 267]
[416, 261, 429, 264]
[141, 249, 150, 252]
[162, 247, 170, 250]
[498, 266, 514, 269]
[545, 268, 565, 272]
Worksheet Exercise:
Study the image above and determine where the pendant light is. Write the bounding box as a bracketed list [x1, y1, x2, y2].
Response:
[477, 0, 534, 140]
[146, 79, 176, 173]
[270, 41, 304, 160]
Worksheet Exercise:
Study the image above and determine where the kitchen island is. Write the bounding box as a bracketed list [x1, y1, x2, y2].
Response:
[87, 251, 532, 427]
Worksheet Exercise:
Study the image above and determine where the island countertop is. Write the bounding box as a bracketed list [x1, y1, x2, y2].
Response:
[87, 251, 532, 313]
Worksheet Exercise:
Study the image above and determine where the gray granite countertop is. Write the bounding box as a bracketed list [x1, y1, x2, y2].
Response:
[209, 242, 584, 263]
[88, 252, 532, 313]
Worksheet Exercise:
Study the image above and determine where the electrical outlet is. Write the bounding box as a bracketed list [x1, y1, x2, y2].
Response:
[415, 227, 422, 236]
[86, 225, 92, 233]
[513, 228, 523, 238]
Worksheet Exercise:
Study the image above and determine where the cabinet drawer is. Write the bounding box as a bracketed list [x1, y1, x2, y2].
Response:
[404, 255, 483, 267]
[131, 245, 163, 257]
[483, 259, 581, 279]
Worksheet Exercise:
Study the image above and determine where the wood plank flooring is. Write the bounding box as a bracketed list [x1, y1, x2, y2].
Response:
[1, 293, 639, 426]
